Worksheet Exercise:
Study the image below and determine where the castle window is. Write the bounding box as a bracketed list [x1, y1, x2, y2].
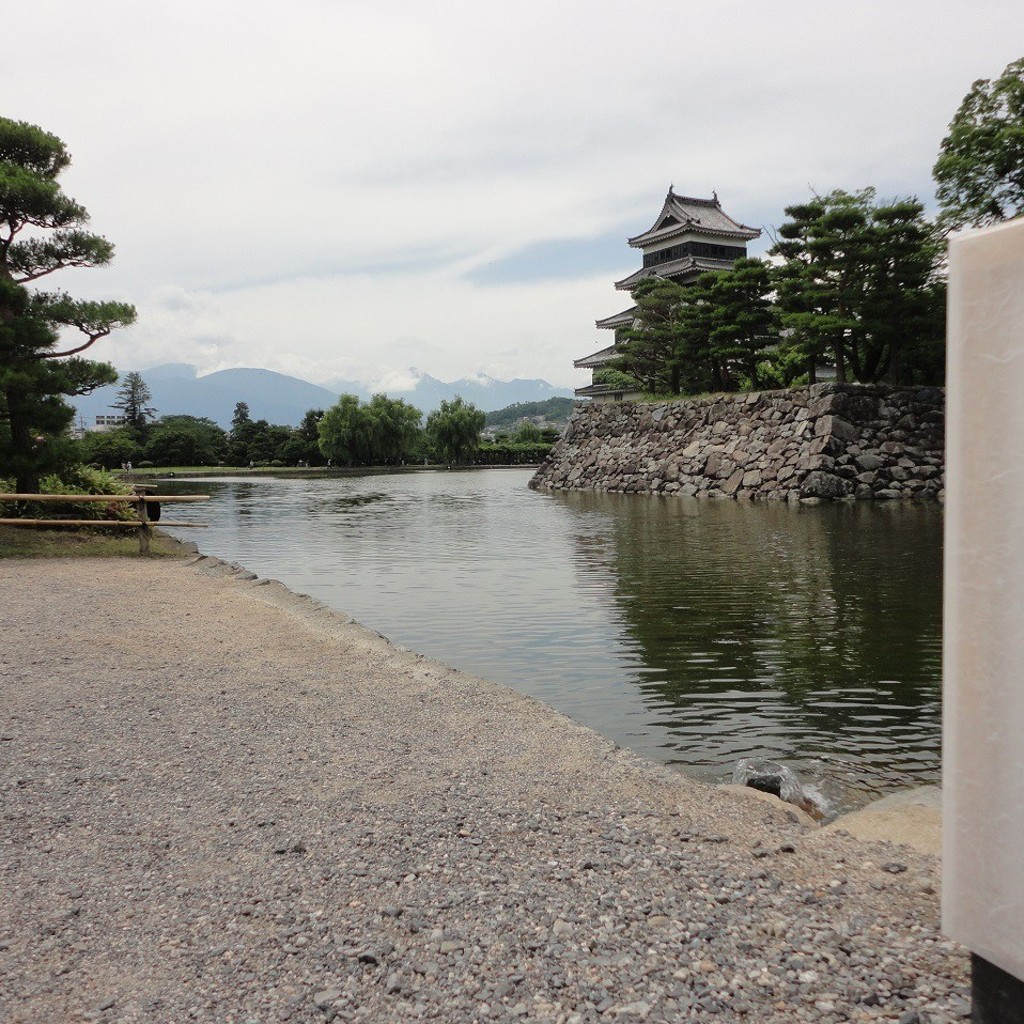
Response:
[642, 241, 746, 268]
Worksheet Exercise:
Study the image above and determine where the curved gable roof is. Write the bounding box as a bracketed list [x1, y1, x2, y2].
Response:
[628, 188, 760, 248]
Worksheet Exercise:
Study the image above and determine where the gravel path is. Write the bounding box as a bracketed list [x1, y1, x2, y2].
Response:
[0, 555, 969, 1023]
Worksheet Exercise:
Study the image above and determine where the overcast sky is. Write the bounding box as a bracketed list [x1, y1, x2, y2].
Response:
[7, 1, 1023, 389]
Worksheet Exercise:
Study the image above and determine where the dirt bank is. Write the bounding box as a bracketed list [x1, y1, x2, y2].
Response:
[0, 556, 968, 1023]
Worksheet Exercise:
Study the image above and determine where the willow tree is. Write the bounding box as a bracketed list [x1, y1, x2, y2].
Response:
[318, 394, 424, 466]
[0, 117, 136, 491]
[425, 397, 485, 465]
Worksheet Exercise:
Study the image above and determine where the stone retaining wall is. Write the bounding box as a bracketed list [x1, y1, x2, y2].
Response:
[529, 383, 945, 502]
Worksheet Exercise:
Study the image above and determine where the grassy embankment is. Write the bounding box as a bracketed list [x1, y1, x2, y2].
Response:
[0, 466, 196, 558]
[0, 526, 188, 558]
[0, 515, 194, 558]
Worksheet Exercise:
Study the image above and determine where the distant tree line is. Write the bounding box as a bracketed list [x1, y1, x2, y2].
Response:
[75, 388, 550, 469]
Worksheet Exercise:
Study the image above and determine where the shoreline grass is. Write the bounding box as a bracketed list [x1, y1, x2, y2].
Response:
[0, 526, 191, 559]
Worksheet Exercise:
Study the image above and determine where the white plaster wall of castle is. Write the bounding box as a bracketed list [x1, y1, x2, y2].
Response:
[530, 384, 945, 503]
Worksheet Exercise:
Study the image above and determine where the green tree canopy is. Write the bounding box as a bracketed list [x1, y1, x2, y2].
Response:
[318, 394, 423, 466]
[227, 407, 293, 466]
[280, 408, 325, 465]
[770, 189, 943, 385]
[76, 426, 141, 470]
[111, 370, 155, 432]
[512, 421, 543, 444]
[614, 276, 689, 394]
[702, 258, 779, 390]
[364, 394, 423, 464]
[228, 406, 258, 464]
[318, 394, 371, 466]
[231, 401, 251, 431]
[934, 57, 1024, 232]
[613, 260, 778, 396]
[592, 366, 643, 394]
[144, 415, 227, 467]
[484, 397, 576, 428]
[243, 419, 291, 464]
[0, 117, 135, 490]
[770, 190, 874, 383]
[425, 396, 485, 465]
[0, 279, 116, 488]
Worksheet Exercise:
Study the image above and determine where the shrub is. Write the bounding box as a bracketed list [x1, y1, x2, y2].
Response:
[475, 442, 552, 465]
[0, 467, 136, 522]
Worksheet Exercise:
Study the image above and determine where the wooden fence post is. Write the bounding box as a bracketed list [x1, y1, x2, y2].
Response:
[136, 497, 150, 554]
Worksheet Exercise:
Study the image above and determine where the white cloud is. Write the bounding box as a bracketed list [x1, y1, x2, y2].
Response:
[367, 368, 424, 393]
[7, 0, 1024, 387]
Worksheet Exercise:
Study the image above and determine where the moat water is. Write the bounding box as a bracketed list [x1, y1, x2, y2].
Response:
[159, 468, 942, 814]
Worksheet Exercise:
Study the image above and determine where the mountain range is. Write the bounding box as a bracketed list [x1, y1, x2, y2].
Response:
[69, 364, 575, 429]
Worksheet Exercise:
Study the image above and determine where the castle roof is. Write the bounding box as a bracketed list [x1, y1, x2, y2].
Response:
[595, 306, 637, 330]
[628, 188, 761, 249]
[573, 344, 619, 369]
[614, 255, 735, 291]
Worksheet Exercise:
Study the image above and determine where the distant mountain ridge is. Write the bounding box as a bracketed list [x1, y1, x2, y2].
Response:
[69, 364, 574, 428]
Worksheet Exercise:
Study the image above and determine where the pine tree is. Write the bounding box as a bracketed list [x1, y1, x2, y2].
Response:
[0, 117, 135, 490]
[111, 371, 155, 433]
[769, 189, 942, 386]
[614, 277, 688, 394]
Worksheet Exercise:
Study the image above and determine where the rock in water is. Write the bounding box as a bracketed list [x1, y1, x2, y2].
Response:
[733, 757, 807, 806]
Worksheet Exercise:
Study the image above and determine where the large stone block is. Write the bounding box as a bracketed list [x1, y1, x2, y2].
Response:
[814, 414, 860, 442]
[797, 453, 835, 473]
[855, 453, 884, 471]
[800, 471, 851, 499]
[723, 469, 745, 495]
[808, 392, 847, 418]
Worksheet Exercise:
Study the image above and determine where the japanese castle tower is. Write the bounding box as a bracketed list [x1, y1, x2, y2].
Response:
[575, 188, 761, 400]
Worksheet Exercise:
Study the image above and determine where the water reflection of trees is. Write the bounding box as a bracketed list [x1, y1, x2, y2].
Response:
[561, 492, 943, 794]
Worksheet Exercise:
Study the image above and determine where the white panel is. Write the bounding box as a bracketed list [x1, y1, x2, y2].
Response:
[944, 217, 1024, 982]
